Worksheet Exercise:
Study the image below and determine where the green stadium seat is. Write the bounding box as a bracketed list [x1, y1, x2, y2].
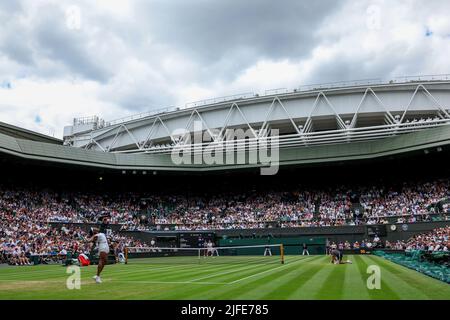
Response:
[373, 251, 449, 284]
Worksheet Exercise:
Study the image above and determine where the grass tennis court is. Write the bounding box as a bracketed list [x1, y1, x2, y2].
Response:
[0, 255, 449, 300]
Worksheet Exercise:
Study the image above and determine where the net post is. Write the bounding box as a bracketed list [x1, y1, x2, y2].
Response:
[280, 244, 285, 264]
[125, 247, 128, 264]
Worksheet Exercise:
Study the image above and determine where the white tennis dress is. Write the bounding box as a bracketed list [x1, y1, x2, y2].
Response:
[96, 233, 109, 254]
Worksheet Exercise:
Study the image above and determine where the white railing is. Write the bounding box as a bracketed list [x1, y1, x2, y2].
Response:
[105, 106, 182, 127]
[95, 75, 450, 129]
[185, 92, 255, 108]
[394, 74, 450, 82]
[297, 78, 383, 92]
[113, 118, 450, 155]
[265, 88, 289, 95]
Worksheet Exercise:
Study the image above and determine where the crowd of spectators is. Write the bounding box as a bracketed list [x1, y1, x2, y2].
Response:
[1, 180, 449, 265]
[1, 179, 449, 233]
[0, 189, 147, 266]
[333, 227, 450, 254]
[328, 235, 407, 252]
[121, 179, 450, 231]
[404, 226, 450, 252]
[131, 179, 450, 230]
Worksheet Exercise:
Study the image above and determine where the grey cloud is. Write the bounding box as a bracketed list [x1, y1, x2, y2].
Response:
[0, 1, 23, 13]
[32, 7, 112, 82]
[305, 36, 434, 86]
[0, 32, 35, 66]
[1, 0, 448, 125]
[112, 88, 176, 113]
[0, 3, 113, 82]
[136, 0, 342, 71]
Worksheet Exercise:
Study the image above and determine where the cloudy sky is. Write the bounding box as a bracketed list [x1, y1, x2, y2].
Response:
[0, 0, 449, 138]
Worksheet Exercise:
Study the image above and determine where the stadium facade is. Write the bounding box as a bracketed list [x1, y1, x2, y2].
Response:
[2, 77, 450, 172]
[1, 76, 450, 248]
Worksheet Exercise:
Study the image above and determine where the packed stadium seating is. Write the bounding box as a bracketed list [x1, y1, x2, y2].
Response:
[1, 176, 450, 266]
[1, 178, 449, 232]
[374, 226, 449, 283]
[0, 195, 147, 265]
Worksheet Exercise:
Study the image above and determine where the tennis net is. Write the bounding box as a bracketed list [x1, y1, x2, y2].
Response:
[125, 244, 285, 265]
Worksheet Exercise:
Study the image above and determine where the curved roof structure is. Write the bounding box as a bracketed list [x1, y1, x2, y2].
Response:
[2, 76, 450, 173]
[0, 121, 61, 145]
[2, 124, 450, 171]
[63, 78, 450, 156]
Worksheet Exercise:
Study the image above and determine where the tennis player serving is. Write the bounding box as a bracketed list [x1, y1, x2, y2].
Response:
[88, 228, 109, 284]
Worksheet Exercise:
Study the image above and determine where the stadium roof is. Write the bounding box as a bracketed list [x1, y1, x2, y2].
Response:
[1, 124, 450, 172]
[0, 121, 62, 145]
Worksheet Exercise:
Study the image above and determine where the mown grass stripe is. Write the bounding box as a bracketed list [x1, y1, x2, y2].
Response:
[279, 256, 332, 299]
[314, 260, 347, 299]
[1, 254, 448, 299]
[161, 263, 280, 299]
[112, 263, 236, 282]
[141, 260, 273, 281]
[0, 267, 66, 279]
[359, 255, 414, 300]
[188, 264, 270, 283]
[224, 256, 309, 284]
[285, 256, 339, 299]
[364, 255, 450, 300]
[128, 261, 284, 300]
[0, 270, 68, 281]
[255, 256, 324, 299]
[199, 256, 314, 300]
[340, 256, 371, 300]
[353, 255, 388, 299]
[78, 262, 234, 283]
[217, 257, 306, 284]
[352, 255, 394, 300]
[362, 255, 430, 299]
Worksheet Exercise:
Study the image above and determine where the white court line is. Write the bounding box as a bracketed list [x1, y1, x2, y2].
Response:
[109, 280, 228, 285]
[0, 257, 314, 286]
[112, 262, 234, 279]
[185, 256, 309, 283]
[3, 262, 195, 277]
[104, 257, 310, 285]
[0, 268, 67, 279]
[0, 278, 224, 286]
[0, 279, 62, 282]
[0, 277, 104, 283]
[0, 264, 182, 281]
[105, 264, 184, 277]
[105, 259, 306, 285]
[226, 256, 315, 285]
[0, 261, 234, 281]
[187, 262, 274, 283]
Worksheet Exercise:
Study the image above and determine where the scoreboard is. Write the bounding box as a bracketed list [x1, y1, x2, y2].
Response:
[366, 224, 387, 236]
[179, 232, 215, 248]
